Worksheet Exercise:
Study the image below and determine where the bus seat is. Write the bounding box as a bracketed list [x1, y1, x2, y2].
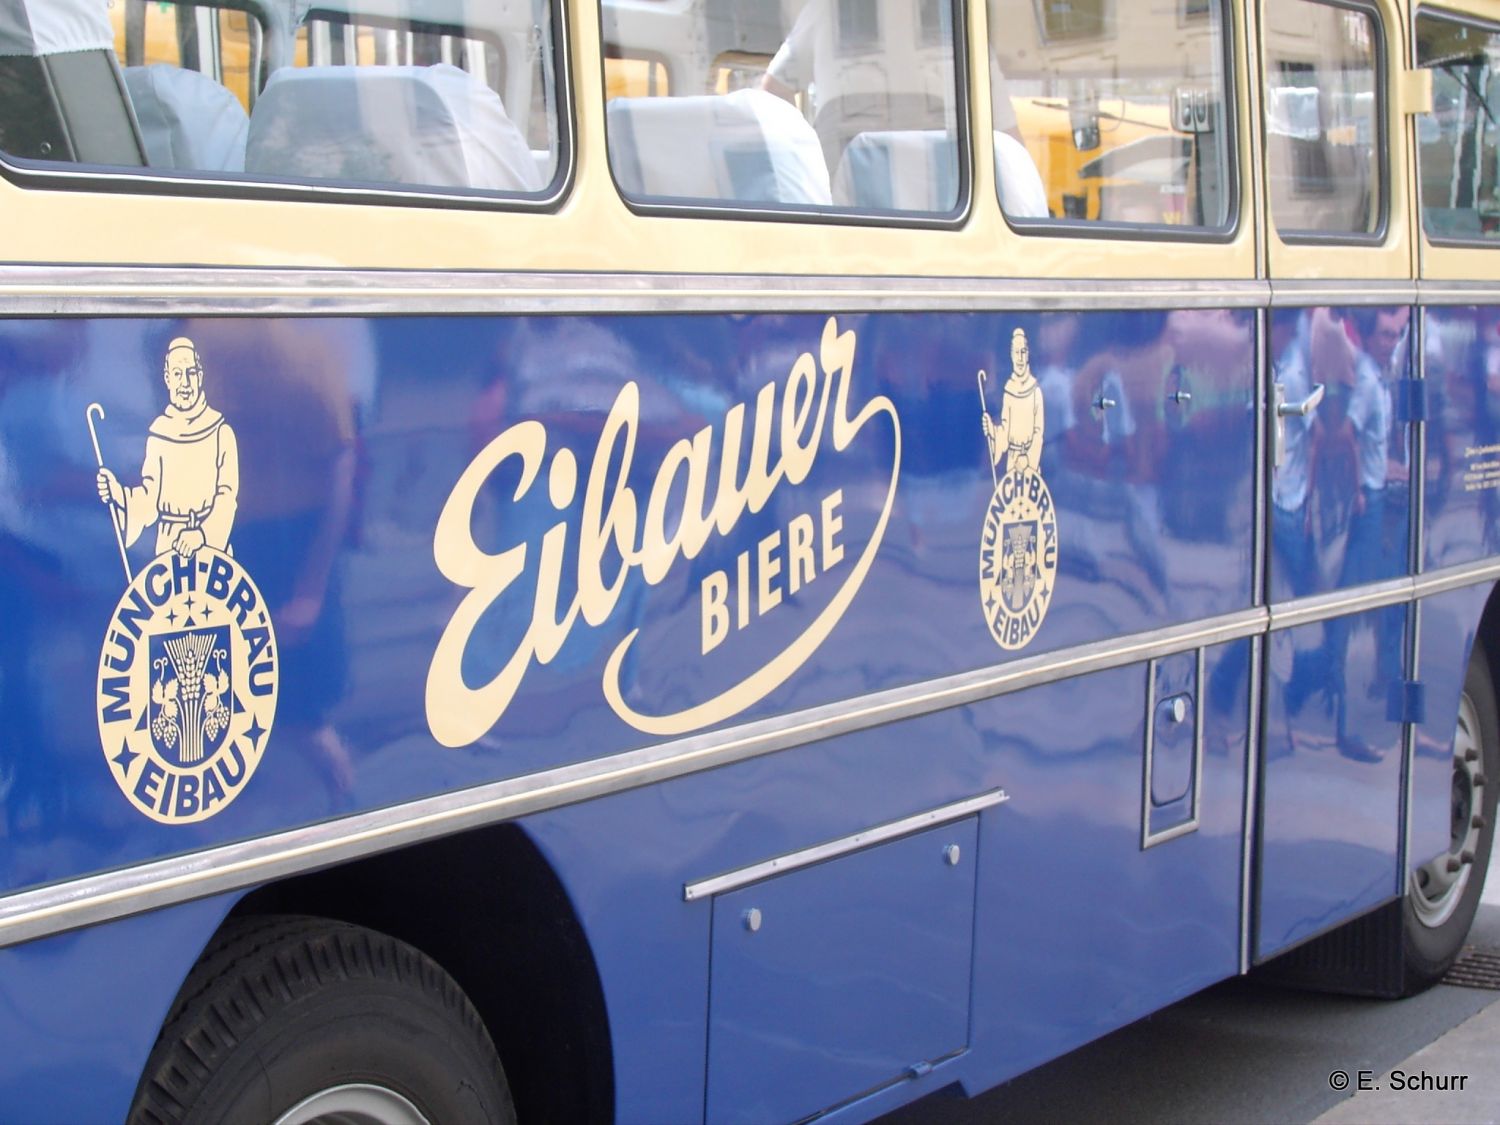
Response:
[832, 130, 1048, 218]
[607, 89, 832, 206]
[831, 130, 959, 212]
[245, 63, 541, 192]
[994, 131, 1049, 218]
[124, 64, 249, 173]
[0, 0, 146, 165]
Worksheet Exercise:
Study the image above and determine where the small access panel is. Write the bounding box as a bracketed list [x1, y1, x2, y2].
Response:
[705, 818, 979, 1123]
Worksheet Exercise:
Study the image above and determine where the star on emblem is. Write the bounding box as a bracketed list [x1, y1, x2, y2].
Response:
[112, 742, 139, 775]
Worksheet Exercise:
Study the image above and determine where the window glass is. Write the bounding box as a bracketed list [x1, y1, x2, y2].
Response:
[601, 0, 965, 217]
[1263, 0, 1381, 237]
[0, 0, 563, 198]
[988, 0, 1234, 229]
[1415, 12, 1500, 241]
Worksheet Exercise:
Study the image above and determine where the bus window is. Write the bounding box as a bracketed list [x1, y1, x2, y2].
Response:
[988, 0, 1235, 230]
[0, 0, 563, 198]
[601, 0, 966, 218]
[1415, 11, 1500, 241]
[1264, 0, 1382, 239]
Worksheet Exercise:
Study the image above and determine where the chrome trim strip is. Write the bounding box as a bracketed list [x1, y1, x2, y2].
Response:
[1240, 635, 1262, 975]
[1400, 600, 1422, 884]
[681, 789, 1008, 902]
[0, 607, 1265, 948]
[1269, 577, 1416, 631]
[1141, 658, 1159, 853]
[1419, 282, 1500, 306]
[1270, 280, 1419, 306]
[1413, 558, 1500, 599]
[1254, 309, 1267, 606]
[0, 267, 1271, 315]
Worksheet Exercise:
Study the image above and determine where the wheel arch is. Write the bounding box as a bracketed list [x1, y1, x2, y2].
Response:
[1474, 581, 1500, 698]
[227, 821, 614, 1124]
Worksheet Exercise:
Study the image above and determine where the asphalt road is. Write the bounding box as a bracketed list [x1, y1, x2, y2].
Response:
[886, 850, 1500, 1124]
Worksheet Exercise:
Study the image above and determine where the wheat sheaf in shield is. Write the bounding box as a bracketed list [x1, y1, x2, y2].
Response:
[90, 338, 279, 825]
[978, 328, 1059, 651]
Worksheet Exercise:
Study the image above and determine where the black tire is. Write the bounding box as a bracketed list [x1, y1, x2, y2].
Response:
[1402, 641, 1500, 993]
[128, 915, 515, 1125]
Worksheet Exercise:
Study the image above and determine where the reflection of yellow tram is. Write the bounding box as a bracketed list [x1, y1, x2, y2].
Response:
[1012, 96, 1183, 222]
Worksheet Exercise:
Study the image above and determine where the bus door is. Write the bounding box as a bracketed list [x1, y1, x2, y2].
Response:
[1408, 5, 1500, 941]
[1257, 0, 1420, 960]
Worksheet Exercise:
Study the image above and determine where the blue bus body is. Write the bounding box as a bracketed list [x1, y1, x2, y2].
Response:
[0, 299, 1481, 1120]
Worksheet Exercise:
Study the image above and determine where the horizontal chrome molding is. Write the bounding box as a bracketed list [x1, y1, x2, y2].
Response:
[1270, 279, 1419, 307]
[1414, 557, 1500, 600]
[0, 266, 1269, 315]
[1269, 577, 1416, 631]
[1419, 281, 1500, 306]
[7, 559, 1500, 949]
[682, 789, 1008, 902]
[0, 607, 1264, 949]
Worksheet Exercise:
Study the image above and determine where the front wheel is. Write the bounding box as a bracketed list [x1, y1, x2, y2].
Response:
[1403, 642, 1500, 993]
[128, 915, 514, 1125]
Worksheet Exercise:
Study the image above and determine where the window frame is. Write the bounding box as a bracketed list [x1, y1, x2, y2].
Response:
[1263, 0, 1391, 247]
[997, 0, 1244, 243]
[0, 0, 576, 213]
[1412, 3, 1500, 249]
[598, 0, 977, 231]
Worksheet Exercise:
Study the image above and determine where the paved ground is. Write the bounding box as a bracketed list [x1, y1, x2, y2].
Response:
[888, 840, 1500, 1124]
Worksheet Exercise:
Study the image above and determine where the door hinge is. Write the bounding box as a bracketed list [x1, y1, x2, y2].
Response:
[1387, 679, 1427, 725]
[1395, 378, 1429, 424]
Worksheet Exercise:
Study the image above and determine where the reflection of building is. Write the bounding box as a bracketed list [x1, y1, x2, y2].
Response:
[1263, 2, 1379, 234]
[767, 0, 962, 169]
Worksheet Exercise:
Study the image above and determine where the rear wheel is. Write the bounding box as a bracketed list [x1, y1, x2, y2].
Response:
[128, 915, 514, 1125]
[1403, 643, 1500, 993]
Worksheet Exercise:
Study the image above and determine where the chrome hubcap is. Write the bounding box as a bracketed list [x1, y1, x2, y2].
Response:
[273, 1083, 430, 1125]
[1411, 690, 1484, 930]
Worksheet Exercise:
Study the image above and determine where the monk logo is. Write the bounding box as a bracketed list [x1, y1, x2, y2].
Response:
[91, 337, 278, 824]
[979, 328, 1058, 651]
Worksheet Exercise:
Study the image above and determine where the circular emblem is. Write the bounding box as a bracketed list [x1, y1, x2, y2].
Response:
[96, 548, 278, 824]
[980, 466, 1058, 650]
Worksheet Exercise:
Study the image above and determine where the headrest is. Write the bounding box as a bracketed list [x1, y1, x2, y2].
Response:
[246, 63, 542, 193]
[607, 88, 832, 206]
[125, 65, 249, 172]
[0, 0, 113, 56]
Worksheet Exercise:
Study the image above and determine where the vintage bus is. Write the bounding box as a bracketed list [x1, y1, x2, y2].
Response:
[0, 0, 1496, 1120]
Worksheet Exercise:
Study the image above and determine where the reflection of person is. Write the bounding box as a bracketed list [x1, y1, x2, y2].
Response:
[191, 320, 358, 798]
[96, 337, 238, 559]
[760, 0, 1016, 168]
[983, 328, 1045, 473]
[1271, 310, 1317, 599]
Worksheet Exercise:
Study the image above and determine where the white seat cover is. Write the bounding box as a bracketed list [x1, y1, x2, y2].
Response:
[247, 63, 541, 192]
[125, 64, 249, 172]
[607, 88, 832, 206]
[832, 129, 1049, 218]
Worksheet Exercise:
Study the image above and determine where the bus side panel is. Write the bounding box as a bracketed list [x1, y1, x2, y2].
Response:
[520, 706, 998, 1125]
[0, 308, 1253, 909]
[964, 643, 1248, 1093]
[0, 894, 236, 1122]
[523, 646, 1248, 1123]
[1424, 305, 1500, 572]
[1258, 608, 1406, 959]
[1410, 587, 1488, 877]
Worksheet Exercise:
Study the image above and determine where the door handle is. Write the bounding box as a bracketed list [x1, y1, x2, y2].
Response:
[1276, 382, 1325, 418]
[1273, 381, 1324, 469]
